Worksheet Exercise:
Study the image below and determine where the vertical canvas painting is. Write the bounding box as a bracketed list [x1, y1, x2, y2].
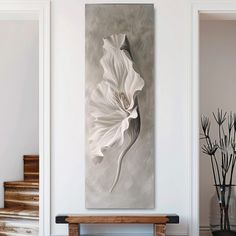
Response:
[85, 4, 155, 208]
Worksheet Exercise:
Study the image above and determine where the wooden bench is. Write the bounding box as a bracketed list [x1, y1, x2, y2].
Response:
[56, 214, 179, 236]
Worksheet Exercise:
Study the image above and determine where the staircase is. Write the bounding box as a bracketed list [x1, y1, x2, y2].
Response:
[0, 155, 39, 235]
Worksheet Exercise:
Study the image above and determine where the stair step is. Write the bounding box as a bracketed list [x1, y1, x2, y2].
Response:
[0, 207, 38, 219]
[23, 155, 39, 161]
[24, 173, 39, 182]
[0, 217, 38, 235]
[0, 155, 40, 235]
[4, 182, 39, 210]
[23, 155, 39, 182]
[24, 173, 39, 176]
[4, 182, 39, 189]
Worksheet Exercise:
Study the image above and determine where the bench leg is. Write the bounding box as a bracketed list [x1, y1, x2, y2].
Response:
[69, 223, 80, 236]
[154, 224, 166, 236]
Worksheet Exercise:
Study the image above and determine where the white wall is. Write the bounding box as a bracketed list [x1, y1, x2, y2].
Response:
[51, 0, 190, 235]
[200, 20, 236, 234]
[0, 21, 39, 207]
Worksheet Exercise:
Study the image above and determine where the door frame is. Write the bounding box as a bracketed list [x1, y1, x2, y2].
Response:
[190, 2, 236, 236]
[0, 1, 50, 235]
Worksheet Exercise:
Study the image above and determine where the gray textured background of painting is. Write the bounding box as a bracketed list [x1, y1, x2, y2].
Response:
[85, 4, 155, 208]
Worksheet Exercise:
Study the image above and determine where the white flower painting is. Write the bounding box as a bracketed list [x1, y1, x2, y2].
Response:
[89, 34, 144, 192]
[86, 4, 154, 209]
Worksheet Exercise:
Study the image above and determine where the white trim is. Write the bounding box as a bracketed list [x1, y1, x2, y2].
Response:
[190, 2, 236, 236]
[0, 1, 50, 236]
[189, 4, 200, 236]
[38, 2, 50, 236]
[200, 226, 210, 231]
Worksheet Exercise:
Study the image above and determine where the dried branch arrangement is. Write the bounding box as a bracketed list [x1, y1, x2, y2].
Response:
[201, 109, 236, 231]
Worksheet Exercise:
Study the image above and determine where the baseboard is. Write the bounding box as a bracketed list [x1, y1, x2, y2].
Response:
[51, 234, 188, 236]
[200, 226, 211, 236]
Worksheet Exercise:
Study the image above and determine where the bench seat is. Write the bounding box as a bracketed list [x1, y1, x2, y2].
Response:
[56, 214, 179, 236]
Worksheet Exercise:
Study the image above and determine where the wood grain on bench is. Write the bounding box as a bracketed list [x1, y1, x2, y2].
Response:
[56, 214, 179, 236]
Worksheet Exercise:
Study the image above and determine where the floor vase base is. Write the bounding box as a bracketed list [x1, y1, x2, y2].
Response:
[212, 230, 236, 236]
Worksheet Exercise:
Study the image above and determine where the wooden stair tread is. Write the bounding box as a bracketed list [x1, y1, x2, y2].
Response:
[23, 155, 39, 161]
[0, 155, 39, 235]
[5, 200, 39, 205]
[0, 217, 39, 235]
[0, 233, 37, 236]
[0, 207, 38, 218]
[4, 181, 39, 188]
[24, 172, 39, 175]
[4, 181, 39, 210]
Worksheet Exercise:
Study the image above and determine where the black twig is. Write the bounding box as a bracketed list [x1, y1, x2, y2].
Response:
[201, 110, 236, 231]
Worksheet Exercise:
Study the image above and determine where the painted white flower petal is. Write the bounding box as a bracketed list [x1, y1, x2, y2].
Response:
[89, 33, 144, 172]
[90, 81, 119, 117]
[100, 48, 127, 90]
[90, 112, 137, 162]
[100, 34, 144, 110]
[103, 34, 127, 51]
[90, 108, 138, 159]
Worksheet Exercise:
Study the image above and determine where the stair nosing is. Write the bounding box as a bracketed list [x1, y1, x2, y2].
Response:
[23, 155, 39, 159]
[4, 181, 39, 188]
[0, 214, 39, 220]
[24, 172, 39, 175]
[0, 207, 39, 217]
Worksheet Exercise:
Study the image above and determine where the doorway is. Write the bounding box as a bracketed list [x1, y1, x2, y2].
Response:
[199, 14, 236, 236]
[191, 4, 236, 236]
[0, 2, 50, 235]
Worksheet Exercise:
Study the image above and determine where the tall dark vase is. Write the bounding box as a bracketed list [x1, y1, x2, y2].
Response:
[210, 185, 236, 236]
